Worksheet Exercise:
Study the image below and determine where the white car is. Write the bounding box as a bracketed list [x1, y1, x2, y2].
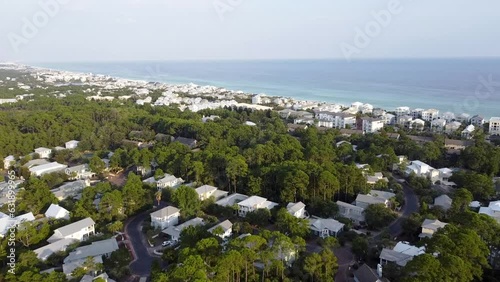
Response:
[162, 241, 172, 247]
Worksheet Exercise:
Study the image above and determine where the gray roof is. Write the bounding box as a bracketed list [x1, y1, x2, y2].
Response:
[286, 202, 306, 214]
[421, 219, 447, 231]
[354, 264, 380, 282]
[53, 217, 95, 237]
[34, 238, 77, 260]
[379, 248, 414, 267]
[163, 217, 204, 238]
[208, 220, 233, 233]
[64, 238, 119, 263]
[434, 195, 452, 210]
[150, 206, 180, 219]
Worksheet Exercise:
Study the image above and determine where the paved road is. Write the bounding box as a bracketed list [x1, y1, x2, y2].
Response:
[386, 175, 419, 237]
[125, 203, 166, 277]
[334, 246, 355, 282]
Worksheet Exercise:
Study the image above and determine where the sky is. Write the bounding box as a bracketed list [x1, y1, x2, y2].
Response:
[0, 0, 499, 62]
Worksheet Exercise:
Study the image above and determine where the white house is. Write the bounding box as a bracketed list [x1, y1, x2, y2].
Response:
[45, 204, 70, 220]
[489, 117, 500, 136]
[379, 241, 425, 267]
[410, 108, 424, 119]
[397, 115, 413, 127]
[51, 179, 90, 200]
[410, 119, 425, 130]
[419, 219, 447, 239]
[431, 119, 447, 132]
[237, 196, 279, 217]
[65, 140, 80, 149]
[309, 216, 345, 238]
[3, 155, 15, 169]
[63, 238, 119, 263]
[150, 206, 180, 230]
[63, 256, 103, 278]
[405, 160, 439, 182]
[208, 220, 233, 239]
[252, 94, 262, 104]
[361, 117, 384, 133]
[157, 174, 184, 189]
[445, 121, 462, 134]
[395, 106, 410, 116]
[163, 217, 204, 241]
[337, 201, 365, 223]
[47, 217, 95, 243]
[215, 193, 249, 207]
[0, 212, 35, 238]
[355, 190, 395, 209]
[34, 147, 52, 159]
[195, 185, 228, 201]
[316, 112, 356, 129]
[461, 124, 475, 139]
[479, 200, 500, 223]
[34, 238, 77, 261]
[65, 164, 94, 180]
[286, 202, 307, 219]
[441, 112, 456, 122]
[470, 115, 485, 126]
[421, 109, 439, 121]
[29, 162, 68, 177]
[433, 194, 453, 211]
[366, 172, 388, 185]
[456, 113, 471, 123]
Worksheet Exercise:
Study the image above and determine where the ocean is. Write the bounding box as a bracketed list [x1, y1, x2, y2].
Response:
[33, 59, 500, 118]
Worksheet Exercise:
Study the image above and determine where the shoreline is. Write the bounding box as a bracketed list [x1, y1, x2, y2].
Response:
[1, 62, 498, 121]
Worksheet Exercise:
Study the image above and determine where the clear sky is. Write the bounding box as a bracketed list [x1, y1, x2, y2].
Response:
[0, 0, 499, 62]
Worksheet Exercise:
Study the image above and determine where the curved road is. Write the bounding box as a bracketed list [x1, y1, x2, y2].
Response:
[125, 203, 166, 277]
[386, 175, 419, 237]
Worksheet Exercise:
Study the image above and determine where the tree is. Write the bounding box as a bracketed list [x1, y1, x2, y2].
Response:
[351, 236, 369, 260]
[450, 171, 494, 200]
[245, 208, 271, 227]
[276, 208, 310, 238]
[107, 221, 123, 233]
[16, 220, 51, 247]
[122, 172, 146, 215]
[225, 155, 248, 193]
[172, 186, 201, 218]
[450, 188, 473, 214]
[317, 171, 340, 200]
[154, 168, 165, 180]
[281, 169, 309, 203]
[89, 155, 105, 175]
[155, 190, 162, 206]
[364, 204, 397, 230]
[168, 255, 209, 281]
[17, 178, 57, 214]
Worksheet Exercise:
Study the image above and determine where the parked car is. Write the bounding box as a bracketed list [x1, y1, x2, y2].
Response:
[162, 241, 172, 247]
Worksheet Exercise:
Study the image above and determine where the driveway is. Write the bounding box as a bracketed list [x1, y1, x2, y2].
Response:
[386, 175, 419, 237]
[125, 203, 167, 277]
[334, 245, 355, 282]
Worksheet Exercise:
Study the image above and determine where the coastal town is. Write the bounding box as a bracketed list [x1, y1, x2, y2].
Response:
[1, 63, 500, 282]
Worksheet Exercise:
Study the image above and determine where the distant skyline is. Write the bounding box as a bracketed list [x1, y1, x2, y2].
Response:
[1, 0, 500, 62]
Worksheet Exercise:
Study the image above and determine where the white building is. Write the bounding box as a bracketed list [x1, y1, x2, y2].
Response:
[29, 162, 68, 176]
[361, 117, 384, 133]
[65, 164, 94, 180]
[440, 112, 456, 122]
[163, 217, 204, 241]
[405, 160, 439, 182]
[309, 216, 344, 238]
[419, 219, 447, 239]
[208, 220, 233, 239]
[34, 238, 77, 261]
[456, 113, 471, 123]
[355, 190, 395, 209]
[237, 196, 278, 217]
[379, 241, 425, 267]
[45, 204, 70, 220]
[433, 194, 453, 211]
[431, 119, 447, 132]
[65, 140, 80, 149]
[489, 117, 500, 136]
[410, 108, 424, 119]
[445, 121, 462, 134]
[479, 201, 500, 223]
[157, 174, 184, 189]
[397, 115, 413, 127]
[51, 179, 90, 200]
[337, 201, 365, 223]
[395, 106, 410, 116]
[316, 112, 356, 129]
[421, 109, 439, 121]
[286, 201, 307, 219]
[47, 217, 95, 243]
[252, 95, 262, 104]
[470, 115, 485, 126]
[34, 147, 52, 159]
[0, 212, 35, 238]
[215, 193, 249, 207]
[411, 119, 425, 130]
[195, 185, 228, 201]
[3, 155, 14, 169]
[150, 206, 180, 230]
[63, 238, 119, 263]
[461, 124, 475, 139]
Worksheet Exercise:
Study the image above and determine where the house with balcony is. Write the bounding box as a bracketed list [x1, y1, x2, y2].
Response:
[445, 121, 462, 134]
[361, 117, 384, 133]
[237, 196, 278, 217]
[47, 217, 95, 243]
[34, 147, 52, 159]
[395, 106, 410, 116]
[337, 201, 365, 223]
[489, 117, 500, 136]
[150, 206, 180, 230]
[479, 200, 500, 223]
[379, 241, 425, 267]
[461, 124, 475, 139]
[309, 216, 345, 238]
[65, 140, 80, 149]
[431, 119, 446, 132]
[470, 115, 485, 126]
[421, 109, 439, 121]
[65, 164, 94, 180]
[405, 160, 440, 183]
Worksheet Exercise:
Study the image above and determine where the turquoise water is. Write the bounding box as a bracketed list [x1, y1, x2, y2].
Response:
[34, 59, 500, 118]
